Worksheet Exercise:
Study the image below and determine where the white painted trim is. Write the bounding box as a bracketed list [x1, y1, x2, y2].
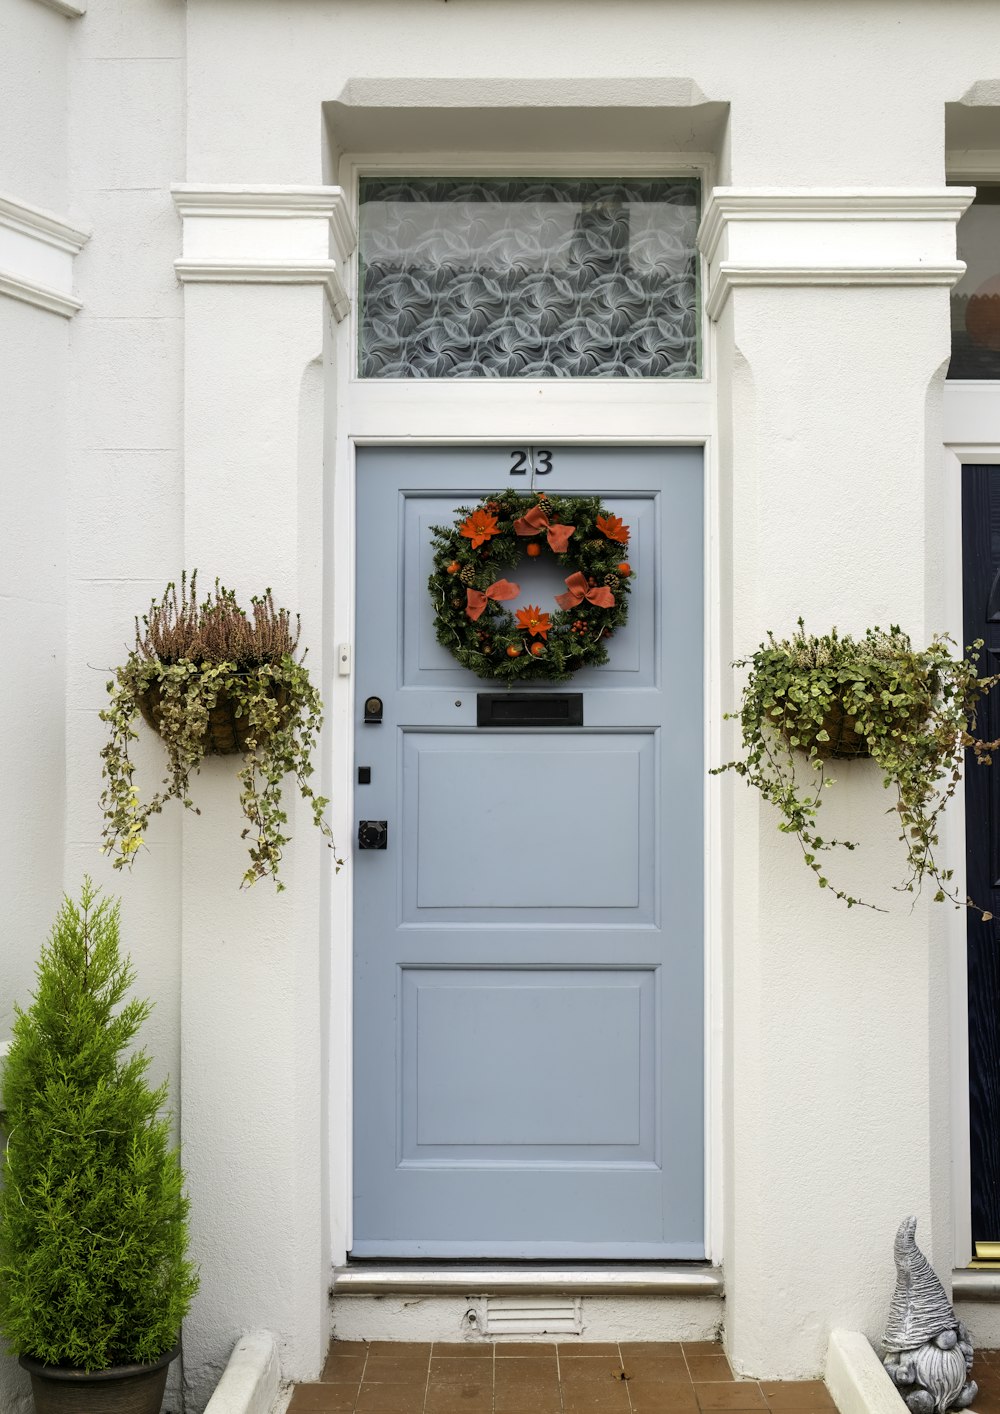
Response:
[328, 149, 721, 1279]
[202, 1332, 280, 1414]
[825, 1329, 899, 1414]
[0, 269, 82, 317]
[30, 0, 86, 16]
[171, 185, 356, 321]
[707, 263, 966, 321]
[942, 389, 1000, 1270]
[699, 187, 974, 321]
[174, 259, 351, 321]
[699, 189, 978, 265]
[171, 184, 357, 259]
[0, 194, 89, 255]
[0, 193, 89, 317]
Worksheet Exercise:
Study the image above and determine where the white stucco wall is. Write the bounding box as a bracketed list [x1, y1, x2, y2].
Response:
[0, 0, 69, 210]
[7, 0, 1000, 1408]
[1, 5, 75, 1411]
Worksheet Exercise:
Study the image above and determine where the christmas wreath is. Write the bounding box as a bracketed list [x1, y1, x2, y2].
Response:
[429, 489, 633, 682]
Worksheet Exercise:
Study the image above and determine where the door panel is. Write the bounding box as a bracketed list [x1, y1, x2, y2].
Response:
[400, 967, 655, 1161]
[353, 445, 703, 1258]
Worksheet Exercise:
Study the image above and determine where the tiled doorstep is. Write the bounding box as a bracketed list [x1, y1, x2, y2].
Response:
[287, 1343, 838, 1414]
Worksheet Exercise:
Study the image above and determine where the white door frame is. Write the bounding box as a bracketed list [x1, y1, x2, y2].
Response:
[324, 151, 723, 1268]
[943, 381, 1000, 1269]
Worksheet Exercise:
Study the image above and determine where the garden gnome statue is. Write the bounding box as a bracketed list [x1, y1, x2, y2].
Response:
[883, 1216, 977, 1413]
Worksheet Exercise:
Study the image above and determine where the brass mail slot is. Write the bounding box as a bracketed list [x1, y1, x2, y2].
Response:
[477, 693, 583, 727]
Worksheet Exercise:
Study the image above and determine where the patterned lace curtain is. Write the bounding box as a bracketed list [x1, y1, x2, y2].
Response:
[358, 178, 701, 378]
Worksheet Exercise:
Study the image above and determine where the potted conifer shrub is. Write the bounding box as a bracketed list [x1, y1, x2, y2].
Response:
[0, 880, 198, 1414]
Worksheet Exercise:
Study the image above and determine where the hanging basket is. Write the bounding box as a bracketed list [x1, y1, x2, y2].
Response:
[137, 680, 290, 756]
[795, 702, 872, 761]
[777, 688, 934, 762]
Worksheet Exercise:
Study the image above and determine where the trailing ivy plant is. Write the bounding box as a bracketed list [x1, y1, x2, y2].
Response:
[100, 572, 340, 890]
[713, 621, 999, 913]
[0, 880, 198, 1370]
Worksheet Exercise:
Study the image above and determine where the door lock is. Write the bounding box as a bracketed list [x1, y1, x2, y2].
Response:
[358, 820, 388, 851]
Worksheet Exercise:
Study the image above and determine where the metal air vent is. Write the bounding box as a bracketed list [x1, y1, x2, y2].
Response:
[481, 1296, 582, 1336]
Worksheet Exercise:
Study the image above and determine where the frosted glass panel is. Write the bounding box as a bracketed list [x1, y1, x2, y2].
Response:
[358, 177, 700, 379]
[951, 185, 1000, 380]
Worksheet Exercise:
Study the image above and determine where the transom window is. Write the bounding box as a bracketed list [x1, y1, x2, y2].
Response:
[357, 177, 701, 379]
[951, 184, 1000, 380]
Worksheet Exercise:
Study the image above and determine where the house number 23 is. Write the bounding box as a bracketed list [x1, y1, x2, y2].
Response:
[509, 449, 554, 477]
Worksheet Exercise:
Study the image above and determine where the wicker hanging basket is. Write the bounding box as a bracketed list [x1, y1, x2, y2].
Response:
[137, 680, 290, 756]
[798, 702, 872, 760]
[778, 688, 933, 762]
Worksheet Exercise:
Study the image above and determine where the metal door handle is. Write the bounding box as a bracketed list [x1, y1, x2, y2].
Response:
[358, 820, 388, 850]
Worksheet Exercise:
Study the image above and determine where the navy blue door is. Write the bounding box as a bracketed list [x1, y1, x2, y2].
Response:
[352, 445, 704, 1257]
[964, 464, 1000, 1246]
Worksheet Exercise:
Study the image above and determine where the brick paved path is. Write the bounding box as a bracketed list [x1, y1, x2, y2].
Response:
[287, 1341, 837, 1414]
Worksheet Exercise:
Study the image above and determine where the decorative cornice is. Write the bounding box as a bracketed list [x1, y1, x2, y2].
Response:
[699, 189, 976, 265]
[706, 263, 967, 322]
[0, 193, 89, 255]
[171, 184, 356, 253]
[0, 271, 82, 317]
[0, 192, 89, 317]
[699, 187, 975, 321]
[174, 259, 350, 321]
[31, 0, 86, 15]
[170, 185, 356, 320]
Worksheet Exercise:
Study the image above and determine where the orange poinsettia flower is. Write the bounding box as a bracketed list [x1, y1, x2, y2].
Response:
[596, 512, 630, 545]
[516, 604, 551, 639]
[459, 508, 500, 548]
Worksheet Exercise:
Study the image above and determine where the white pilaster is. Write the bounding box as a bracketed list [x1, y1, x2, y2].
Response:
[702, 188, 973, 1378]
[171, 184, 355, 1408]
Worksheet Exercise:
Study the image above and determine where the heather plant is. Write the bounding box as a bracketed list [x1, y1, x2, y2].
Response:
[0, 881, 198, 1370]
[713, 621, 999, 912]
[100, 572, 340, 889]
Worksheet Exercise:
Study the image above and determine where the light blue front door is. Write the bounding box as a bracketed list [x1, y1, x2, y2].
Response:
[352, 445, 704, 1258]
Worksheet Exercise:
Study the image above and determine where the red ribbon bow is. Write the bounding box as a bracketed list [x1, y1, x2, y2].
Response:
[465, 579, 520, 622]
[555, 572, 616, 611]
[512, 504, 576, 555]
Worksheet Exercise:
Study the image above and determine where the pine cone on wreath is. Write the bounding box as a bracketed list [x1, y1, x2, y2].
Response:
[460, 565, 476, 585]
[586, 538, 604, 554]
[604, 573, 620, 589]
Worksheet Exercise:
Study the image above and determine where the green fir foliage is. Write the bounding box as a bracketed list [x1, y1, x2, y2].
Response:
[100, 572, 340, 890]
[713, 621, 1000, 913]
[0, 881, 198, 1370]
[429, 489, 633, 682]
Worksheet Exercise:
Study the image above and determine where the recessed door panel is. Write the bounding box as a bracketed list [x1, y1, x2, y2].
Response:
[353, 445, 703, 1258]
[400, 967, 655, 1162]
[406, 732, 651, 916]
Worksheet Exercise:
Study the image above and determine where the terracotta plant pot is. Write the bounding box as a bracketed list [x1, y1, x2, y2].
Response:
[19, 1346, 178, 1414]
[137, 678, 289, 755]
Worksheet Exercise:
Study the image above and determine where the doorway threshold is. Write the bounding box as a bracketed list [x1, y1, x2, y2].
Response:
[331, 1262, 723, 1296]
